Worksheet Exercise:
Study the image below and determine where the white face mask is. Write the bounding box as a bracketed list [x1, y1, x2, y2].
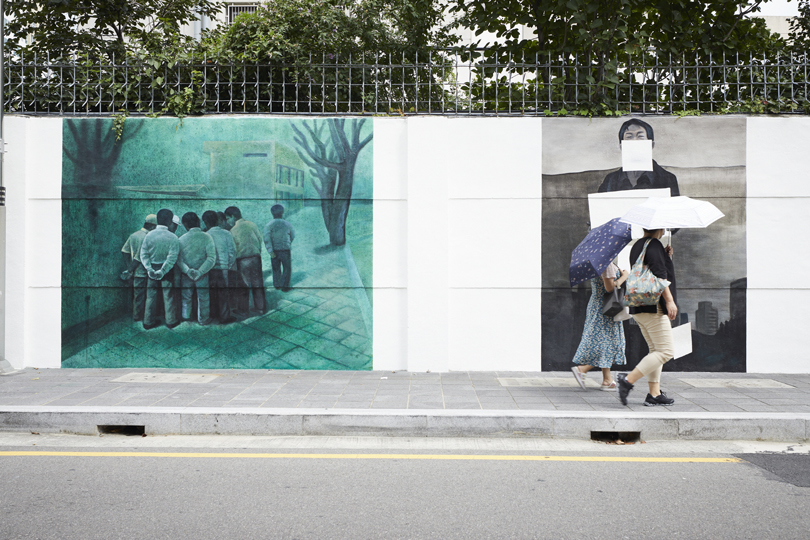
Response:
[621, 140, 653, 172]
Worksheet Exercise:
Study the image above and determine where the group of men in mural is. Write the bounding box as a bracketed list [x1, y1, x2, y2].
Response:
[120, 205, 295, 330]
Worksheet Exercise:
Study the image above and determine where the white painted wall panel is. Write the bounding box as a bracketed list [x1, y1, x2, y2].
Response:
[406, 117, 449, 372]
[3, 116, 28, 368]
[747, 117, 810, 197]
[25, 118, 64, 200]
[748, 197, 810, 290]
[747, 289, 810, 373]
[447, 199, 542, 288]
[372, 118, 408, 201]
[445, 117, 542, 200]
[25, 287, 61, 368]
[448, 288, 542, 371]
[26, 199, 62, 288]
[371, 288, 408, 371]
[372, 199, 407, 289]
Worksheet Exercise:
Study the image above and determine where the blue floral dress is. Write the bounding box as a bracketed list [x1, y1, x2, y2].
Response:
[572, 264, 627, 368]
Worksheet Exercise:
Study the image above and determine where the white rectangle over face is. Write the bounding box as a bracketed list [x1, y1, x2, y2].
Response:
[621, 140, 653, 171]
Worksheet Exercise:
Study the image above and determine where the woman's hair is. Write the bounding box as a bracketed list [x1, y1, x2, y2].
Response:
[642, 228, 663, 236]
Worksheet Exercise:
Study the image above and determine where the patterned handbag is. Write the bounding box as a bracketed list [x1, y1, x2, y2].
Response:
[623, 239, 671, 307]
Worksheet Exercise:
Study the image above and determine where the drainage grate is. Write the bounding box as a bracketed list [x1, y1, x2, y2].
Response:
[591, 431, 641, 444]
[98, 425, 146, 436]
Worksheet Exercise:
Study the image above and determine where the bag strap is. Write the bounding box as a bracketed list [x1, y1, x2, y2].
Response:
[633, 238, 653, 267]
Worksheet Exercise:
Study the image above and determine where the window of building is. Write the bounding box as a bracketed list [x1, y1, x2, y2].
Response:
[228, 4, 258, 24]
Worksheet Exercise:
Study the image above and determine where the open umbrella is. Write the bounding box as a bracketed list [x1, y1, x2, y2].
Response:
[569, 217, 632, 287]
[619, 196, 724, 229]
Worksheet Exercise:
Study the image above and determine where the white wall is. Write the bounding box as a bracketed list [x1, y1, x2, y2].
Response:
[3, 117, 62, 370]
[3, 115, 810, 372]
[746, 118, 810, 373]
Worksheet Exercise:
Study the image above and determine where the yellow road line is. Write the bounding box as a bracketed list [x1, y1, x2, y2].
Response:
[0, 451, 741, 462]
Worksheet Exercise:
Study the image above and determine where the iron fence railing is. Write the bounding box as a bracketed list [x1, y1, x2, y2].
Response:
[4, 50, 810, 116]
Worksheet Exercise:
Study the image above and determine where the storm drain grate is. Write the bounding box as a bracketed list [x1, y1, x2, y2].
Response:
[98, 425, 145, 436]
[590, 431, 641, 444]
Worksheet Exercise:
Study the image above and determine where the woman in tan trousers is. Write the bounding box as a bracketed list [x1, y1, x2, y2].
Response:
[617, 228, 677, 406]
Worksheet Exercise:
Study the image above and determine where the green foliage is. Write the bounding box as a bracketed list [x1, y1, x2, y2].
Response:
[111, 111, 128, 141]
[202, 0, 457, 62]
[790, 0, 810, 50]
[4, 0, 223, 60]
[448, 0, 789, 114]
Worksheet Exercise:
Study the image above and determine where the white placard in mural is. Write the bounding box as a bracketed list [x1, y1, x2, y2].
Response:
[672, 322, 693, 359]
[621, 140, 653, 171]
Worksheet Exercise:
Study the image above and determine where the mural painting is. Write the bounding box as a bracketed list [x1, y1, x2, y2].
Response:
[542, 117, 746, 372]
[62, 117, 373, 370]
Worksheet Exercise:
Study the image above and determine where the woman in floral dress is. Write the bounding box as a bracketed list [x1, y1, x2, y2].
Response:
[570, 262, 628, 391]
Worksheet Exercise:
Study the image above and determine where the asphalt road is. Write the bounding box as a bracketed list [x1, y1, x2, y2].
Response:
[1, 434, 809, 540]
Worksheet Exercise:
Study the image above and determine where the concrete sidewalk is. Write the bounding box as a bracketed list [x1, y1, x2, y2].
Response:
[1, 368, 809, 441]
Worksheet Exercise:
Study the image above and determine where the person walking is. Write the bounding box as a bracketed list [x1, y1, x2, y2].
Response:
[571, 262, 628, 391]
[617, 228, 678, 406]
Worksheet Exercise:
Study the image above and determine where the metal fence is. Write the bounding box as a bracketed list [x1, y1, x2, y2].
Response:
[4, 50, 810, 116]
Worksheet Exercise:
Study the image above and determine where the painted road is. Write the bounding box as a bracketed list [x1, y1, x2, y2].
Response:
[1, 434, 808, 540]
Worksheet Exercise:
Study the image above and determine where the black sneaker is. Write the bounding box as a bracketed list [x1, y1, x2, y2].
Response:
[617, 373, 633, 406]
[644, 392, 675, 407]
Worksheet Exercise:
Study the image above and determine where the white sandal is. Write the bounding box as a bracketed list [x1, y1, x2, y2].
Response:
[571, 366, 587, 390]
[600, 380, 617, 391]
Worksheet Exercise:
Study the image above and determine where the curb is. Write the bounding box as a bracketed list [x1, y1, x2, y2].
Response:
[2, 407, 809, 441]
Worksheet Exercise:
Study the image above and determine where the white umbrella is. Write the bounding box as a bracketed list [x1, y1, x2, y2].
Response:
[619, 196, 724, 229]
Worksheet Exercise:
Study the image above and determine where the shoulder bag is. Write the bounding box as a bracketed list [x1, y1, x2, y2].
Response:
[623, 239, 671, 307]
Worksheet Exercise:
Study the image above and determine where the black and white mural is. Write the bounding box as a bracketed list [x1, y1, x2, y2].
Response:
[542, 117, 746, 372]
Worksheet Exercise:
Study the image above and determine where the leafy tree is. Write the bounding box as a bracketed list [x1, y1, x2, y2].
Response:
[4, 0, 222, 60]
[790, 0, 810, 50]
[200, 0, 458, 113]
[447, 0, 787, 112]
[204, 0, 456, 61]
[449, 0, 783, 57]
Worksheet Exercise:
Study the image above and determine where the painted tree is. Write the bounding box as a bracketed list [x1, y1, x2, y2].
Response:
[290, 119, 372, 246]
[63, 119, 143, 197]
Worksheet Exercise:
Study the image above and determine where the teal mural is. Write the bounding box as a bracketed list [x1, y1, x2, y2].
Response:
[62, 117, 373, 370]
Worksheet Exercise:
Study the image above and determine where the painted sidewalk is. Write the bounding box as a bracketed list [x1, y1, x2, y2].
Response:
[2, 369, 809, 441]
[62, 206, 373, 371]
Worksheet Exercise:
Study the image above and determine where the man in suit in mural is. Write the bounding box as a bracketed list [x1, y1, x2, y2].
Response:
[597, 119, 680, 196]
[202, 210, 237, 323]
[225, 206, 266, 316]
[140, 209, 181, 330]
[263, 204, 295, 292]
[178, 212, 217, 325]
[120, 214, 157, 322]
